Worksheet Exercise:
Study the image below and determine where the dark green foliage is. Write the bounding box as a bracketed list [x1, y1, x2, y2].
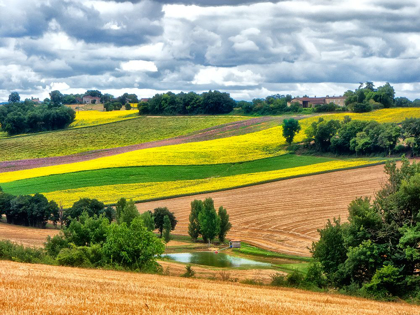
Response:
[153, 207, 177, 237]
[304, 263, 327, 288]
[188, 200, 203, 242]
[314, 103, 339, 113]
[45, 234, 69, 258]
[312, 159, 420, 298]
[102, 217, 165, 271]
[218, 206, 231, 243]
[49, 90, 64, 107]
[116, 198, 127, 224]
[102, 206, 116, 223]
[125, 103, 131, 110]
[282, 118, 301, 144]
[84, 90, 102, 98]
[402, 118, 420, 156]
[141, 90, 235, 115]
[344, 82, 398, 112]
[198, 198, 221, 244]
[118, 200, 139, 225]
[62, 212, 110, 247]
[66, 198, 105, 223]
[181, 265, 195, 277]
[163, 215, 172, 243]
[0, 101, 75, 135]
[305, 118, 341, 151]
[0, 191, 58, 228]
[140, 211, 155, 231]
[8, 92, 20, 103]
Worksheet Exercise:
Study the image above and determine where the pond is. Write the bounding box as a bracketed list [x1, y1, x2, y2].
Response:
[163, 252, 271, 268]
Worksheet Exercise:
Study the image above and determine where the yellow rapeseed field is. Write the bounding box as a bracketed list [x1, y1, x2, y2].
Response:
[1, 108, 417, 184]
[1, 261, 419, 315]
[69, 110, 138, 128]
[42, 159, 383, 207]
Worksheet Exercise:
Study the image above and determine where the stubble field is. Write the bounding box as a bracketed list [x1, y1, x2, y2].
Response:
[1, 261, 418, 315]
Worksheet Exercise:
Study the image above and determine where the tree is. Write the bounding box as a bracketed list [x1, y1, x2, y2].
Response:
[163, 215, 172, 243]
[201, 90, 235, 114]
[66, 198, 105, 223]
[282, 118, 301, 144]
[8, 92, 20, 103]
[198, 198, 221, 244]
[119, 200, 139, 225]
[102, 217, 165, 271]
[154, 207, 177, 237]
[188, 200, 203, 242]
[218, 206, 231, 243]
[84, 90, 102, 98]
[140, 211, 155, 231]
[49, 90, 63, 107]
[116, 198, 127, 224]
[312, 159, 420, 297]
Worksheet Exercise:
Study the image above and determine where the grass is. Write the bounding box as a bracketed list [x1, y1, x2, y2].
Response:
[1, 155, 334, 195]
[0, 115, 248, 161]
[39, 158, 385, 207]
[233, 243, 313, 262]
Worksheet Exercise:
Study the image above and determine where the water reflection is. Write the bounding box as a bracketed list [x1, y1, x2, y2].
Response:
[163, 252, 270, 268]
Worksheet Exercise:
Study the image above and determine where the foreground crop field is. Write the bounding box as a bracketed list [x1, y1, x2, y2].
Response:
[139, 164, 388, 256]
[1, 261, 418, 315]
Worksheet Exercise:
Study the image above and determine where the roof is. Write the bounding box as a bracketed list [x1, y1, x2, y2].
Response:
[293, 97, 326, 105]
[230, 240, 241, 242]
[83, 95, 101, 99]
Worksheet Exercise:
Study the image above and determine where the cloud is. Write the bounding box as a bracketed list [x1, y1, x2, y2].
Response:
[119, 60, 158, 72]
[1, 0, 420, 101]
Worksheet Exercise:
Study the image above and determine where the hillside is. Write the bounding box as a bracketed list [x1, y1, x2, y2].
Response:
[0, 164, 388, 255]
[1, 261, 418, 315]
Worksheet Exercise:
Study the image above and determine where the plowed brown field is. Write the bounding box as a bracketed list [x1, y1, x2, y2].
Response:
[139, 164, 388, 256]
[1, 261, 418, 315]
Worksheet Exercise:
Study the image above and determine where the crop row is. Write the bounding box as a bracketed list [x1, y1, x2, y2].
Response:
[41, 159, 385, 207]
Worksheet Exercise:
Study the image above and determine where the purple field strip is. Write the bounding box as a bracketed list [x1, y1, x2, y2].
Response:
[0, 117, 276, 174]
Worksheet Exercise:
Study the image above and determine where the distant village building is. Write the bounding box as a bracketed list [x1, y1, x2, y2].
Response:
[75, 97, 83, 104]
[140, 98, 150, 102]
[290, 96, 346, 108]
[82, 95, 101, 104]
[31, 97, 42, 104]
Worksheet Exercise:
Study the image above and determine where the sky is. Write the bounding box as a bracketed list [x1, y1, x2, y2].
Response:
[0, 0, 420, 101]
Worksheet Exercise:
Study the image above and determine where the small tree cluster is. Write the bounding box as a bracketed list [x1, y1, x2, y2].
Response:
[306, 116, 414, 155]
[188, 198, 231, 244]
[0, 94, 76, 135]
[0, 189, 59, 228]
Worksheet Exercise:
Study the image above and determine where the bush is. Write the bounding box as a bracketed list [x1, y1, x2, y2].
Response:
[56, 246, 92, 267]
[182, 265, 195, 277]
[287, 270, 305, 287]
[304, 263, 327, 288]
[362, 265, 403, 299]
[0, 240, 49, 264]
[271, 273, 287, 286]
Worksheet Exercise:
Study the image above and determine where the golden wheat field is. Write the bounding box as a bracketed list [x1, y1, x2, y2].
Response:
[0, 261, 418, 315]
[139, 164, 388, 256]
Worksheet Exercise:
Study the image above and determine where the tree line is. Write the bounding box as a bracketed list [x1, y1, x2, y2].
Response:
[304, 117, 420, 156]
[138, 90, 236, 115]
[0, 92, 75, 135]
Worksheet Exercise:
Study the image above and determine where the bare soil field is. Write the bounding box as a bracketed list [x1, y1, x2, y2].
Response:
[1, 261, 418, 315]
[0, 222, 58, 247]
[139, 164, 388, 256]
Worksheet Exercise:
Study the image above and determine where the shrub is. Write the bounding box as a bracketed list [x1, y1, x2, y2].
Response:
[271, 273, 287, 286]
[286, 270, 305, 287]
[362, 265, 403, 299]
[56, 246, 92, 267]
[182, 265, 195, 278]
[304, 263, 327, 288]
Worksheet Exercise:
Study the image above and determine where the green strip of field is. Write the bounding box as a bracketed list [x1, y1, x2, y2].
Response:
[2, 154, 334, 196]
[0, 116, 248, 162]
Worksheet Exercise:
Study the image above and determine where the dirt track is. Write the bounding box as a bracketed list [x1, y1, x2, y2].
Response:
[0, 117, 275, 173]
[139, 164, 388, 256]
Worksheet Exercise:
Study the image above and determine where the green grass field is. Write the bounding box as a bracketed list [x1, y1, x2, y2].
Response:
[0, 116, 248, 161]
[2, 154, 334, 195]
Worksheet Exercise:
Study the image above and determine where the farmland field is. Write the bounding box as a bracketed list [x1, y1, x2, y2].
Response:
[39, 158, 385, 208]
[0, 115, 250, 162]
[138, 164, 388, 256]
[0, 164, 389, 255]
[1, 261, 418, 315]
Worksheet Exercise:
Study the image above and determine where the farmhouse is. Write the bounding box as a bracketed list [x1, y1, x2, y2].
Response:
[290, 96, 346, 108]
[82, 95, 101, 104]
[229, 240, 241, 248]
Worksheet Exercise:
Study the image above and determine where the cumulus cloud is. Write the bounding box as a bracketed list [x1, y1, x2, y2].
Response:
[0, 0, 420, 101]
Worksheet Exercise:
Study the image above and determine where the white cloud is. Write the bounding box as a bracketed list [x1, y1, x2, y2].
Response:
[119, 60, 158, 72]
[193, 67, 262, 86]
